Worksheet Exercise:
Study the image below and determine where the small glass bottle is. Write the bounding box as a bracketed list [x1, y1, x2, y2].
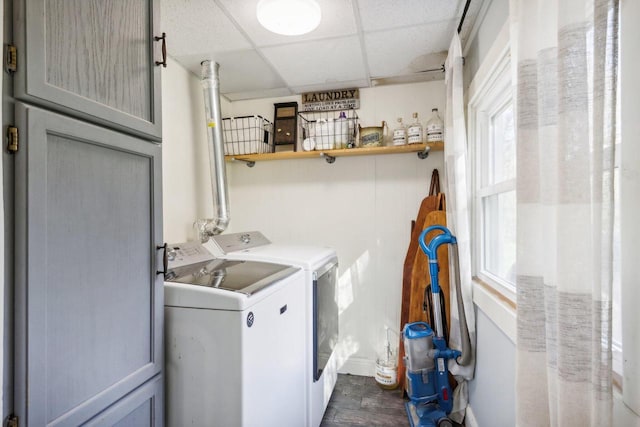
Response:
[407, 112, 423, 144]
[374, 327, 399, 390]
[425, 108, 444, 142]
[392, 117, 407, 146]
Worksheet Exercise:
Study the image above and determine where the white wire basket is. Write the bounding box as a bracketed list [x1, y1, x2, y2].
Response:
[221, 115, 274, 155]
[298, 110, 358, 150]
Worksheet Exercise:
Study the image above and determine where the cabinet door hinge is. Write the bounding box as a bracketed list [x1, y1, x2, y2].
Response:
[5, 44, 17, 74]
[7, 126, 19, 153]
[5, 414, 18, 427]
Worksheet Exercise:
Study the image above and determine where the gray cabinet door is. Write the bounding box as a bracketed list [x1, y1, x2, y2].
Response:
[13, 103, 163, 426]
[84, 375, 163, 427]
[13, 0, 162, 141]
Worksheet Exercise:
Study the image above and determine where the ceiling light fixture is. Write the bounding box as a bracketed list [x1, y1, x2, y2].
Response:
[256, 0, 321, 36]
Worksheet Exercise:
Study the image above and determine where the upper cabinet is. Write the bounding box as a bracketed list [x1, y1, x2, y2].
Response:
[13, 0, 163, 141]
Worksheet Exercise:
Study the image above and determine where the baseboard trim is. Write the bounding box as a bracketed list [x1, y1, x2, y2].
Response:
[336, 356, 375, 377]
[465, 405, 479, 427]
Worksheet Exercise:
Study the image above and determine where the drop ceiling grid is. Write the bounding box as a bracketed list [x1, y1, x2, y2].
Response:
[364, 20, 456, 78]
[174, 50, 287, 93]
[225, 87, 294, 101]
[217, 0, 359, 47]
[356, 0, 463, 32]
[160, 0, 482, 99]
[290, 78, 371, 95]
[160, 0, 251, 55]
[260, 36, 368, 87]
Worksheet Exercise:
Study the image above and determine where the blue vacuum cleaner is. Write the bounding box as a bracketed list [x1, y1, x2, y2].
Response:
[404, 225, 472, 427]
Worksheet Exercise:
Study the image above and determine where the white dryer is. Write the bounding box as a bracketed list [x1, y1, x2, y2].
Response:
[164, 246, 307, 427]
[204, 232, 339, 427]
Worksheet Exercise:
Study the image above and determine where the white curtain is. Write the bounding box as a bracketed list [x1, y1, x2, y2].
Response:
[444, 32, 476, 424]
[511, 0, 619, 425]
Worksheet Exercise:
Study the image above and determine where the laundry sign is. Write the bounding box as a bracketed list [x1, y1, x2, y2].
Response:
[301, 88, 360, 111]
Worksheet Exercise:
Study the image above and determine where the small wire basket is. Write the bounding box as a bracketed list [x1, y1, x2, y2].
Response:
[221, 115, 274, 155]
[298, 110, 358, 151]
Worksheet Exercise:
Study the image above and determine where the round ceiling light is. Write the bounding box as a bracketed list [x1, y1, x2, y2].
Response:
[257, 0, 321, 36]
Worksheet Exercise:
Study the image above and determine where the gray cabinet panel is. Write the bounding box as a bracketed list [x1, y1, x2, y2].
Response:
[14, 103, 163, 426]
[14, 0, 162, 140]
[45, 0, 152, 121]
[84, 375, 163, 427]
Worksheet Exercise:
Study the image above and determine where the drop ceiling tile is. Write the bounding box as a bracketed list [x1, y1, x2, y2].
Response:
[290, 79, 370, 95]
[225, 88, 293, 101]
[217, 0, 358, 47]
[364, 21, 455, 78]
[159, 0, 481, 97]
[173, 50, 286, 93]
[161, 0, 251, 55]
[357, 0, 462, 32]
[261, 36, 366, 87]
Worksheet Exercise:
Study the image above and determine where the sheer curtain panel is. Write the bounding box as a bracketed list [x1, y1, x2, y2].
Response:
[444, 32, 476, 424]
[511, 0, 619, 425]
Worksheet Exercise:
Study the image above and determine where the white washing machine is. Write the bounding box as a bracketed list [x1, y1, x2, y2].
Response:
[203, 231, 339, 427]
[164, 246, 307, 427]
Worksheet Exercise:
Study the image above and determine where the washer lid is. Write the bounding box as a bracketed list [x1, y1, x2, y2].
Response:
[165, 259, 299, 296]
[202, 231, 337, 270]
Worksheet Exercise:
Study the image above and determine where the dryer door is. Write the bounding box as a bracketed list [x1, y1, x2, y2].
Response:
[313, 258, 339, 381]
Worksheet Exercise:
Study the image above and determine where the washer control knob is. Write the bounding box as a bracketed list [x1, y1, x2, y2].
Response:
[240, 233, 251, 244]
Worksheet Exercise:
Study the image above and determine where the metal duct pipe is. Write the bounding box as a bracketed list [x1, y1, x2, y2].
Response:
[196, 61, 230, 242]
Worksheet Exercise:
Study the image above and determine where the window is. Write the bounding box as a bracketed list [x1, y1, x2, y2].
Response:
[468, 46, 516, 301]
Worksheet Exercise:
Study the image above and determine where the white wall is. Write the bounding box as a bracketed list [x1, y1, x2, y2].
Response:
[467, 309, 515, 427]
[463, 0, 509, 89]
[161, 57, 232, 243]
[226, 153, 445, 374]
[225, 81, 446, 374]
[162, 64, 447, 374]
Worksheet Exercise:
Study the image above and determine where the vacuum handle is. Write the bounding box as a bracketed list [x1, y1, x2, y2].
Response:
[418, 225, 456, 259]
[419, 226, 456, 294]
[419, 225, 472, 367]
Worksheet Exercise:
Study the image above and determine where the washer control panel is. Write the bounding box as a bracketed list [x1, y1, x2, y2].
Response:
[166, 241, 215, 269]
[207, 231, 271, 255]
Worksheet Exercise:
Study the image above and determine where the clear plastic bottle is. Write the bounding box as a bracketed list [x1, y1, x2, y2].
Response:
[407, 112, 423, 144]
[392, 117, 407, 146]
[425, 108, 444, 142]
[335, 111, 349, 149]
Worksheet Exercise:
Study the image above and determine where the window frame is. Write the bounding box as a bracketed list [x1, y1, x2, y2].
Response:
[467, 41, 516, 303]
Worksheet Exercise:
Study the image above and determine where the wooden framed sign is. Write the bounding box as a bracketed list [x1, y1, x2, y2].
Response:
[301, 88, 360, 112]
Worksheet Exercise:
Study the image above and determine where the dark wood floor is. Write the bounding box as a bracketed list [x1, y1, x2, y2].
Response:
[320, 374, 410, 427]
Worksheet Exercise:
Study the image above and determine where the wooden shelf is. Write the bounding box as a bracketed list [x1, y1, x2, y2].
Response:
[225, 142, 444, 165]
